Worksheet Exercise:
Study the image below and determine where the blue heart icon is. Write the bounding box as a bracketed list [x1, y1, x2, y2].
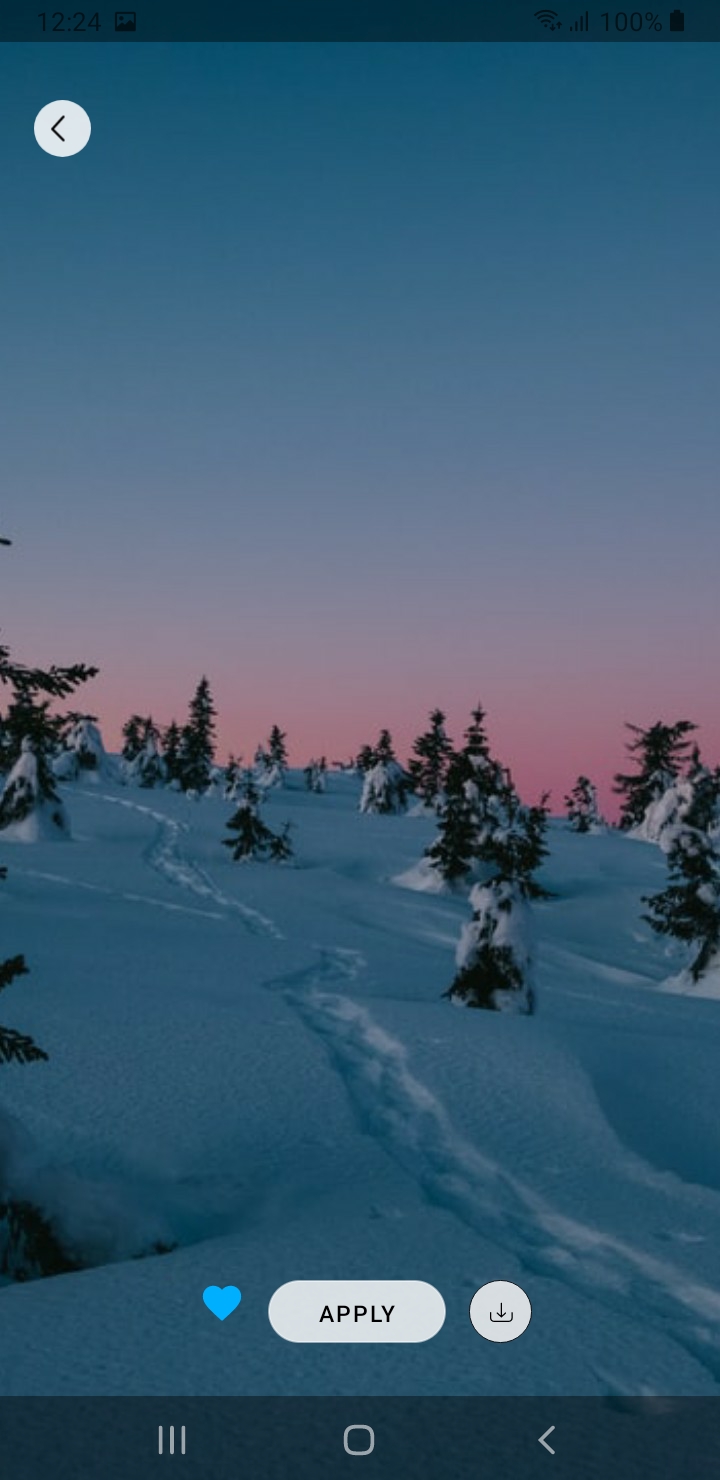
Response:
[203, 1285, 242, 1320]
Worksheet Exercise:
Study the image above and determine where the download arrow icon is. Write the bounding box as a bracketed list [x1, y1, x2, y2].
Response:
[489, 1302, 513, 1322]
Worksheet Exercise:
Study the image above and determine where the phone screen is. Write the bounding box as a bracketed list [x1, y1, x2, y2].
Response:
[1, 6, 720, 1473]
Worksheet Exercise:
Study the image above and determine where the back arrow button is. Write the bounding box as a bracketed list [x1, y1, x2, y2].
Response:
[34, 100, 91, 157]
[539, 1427, 556, 1455]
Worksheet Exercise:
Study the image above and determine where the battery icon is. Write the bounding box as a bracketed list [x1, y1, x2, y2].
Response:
[669, 9, 684, 28]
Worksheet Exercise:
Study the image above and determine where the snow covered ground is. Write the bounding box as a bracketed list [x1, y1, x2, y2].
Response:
[2, 771, 720, 1397]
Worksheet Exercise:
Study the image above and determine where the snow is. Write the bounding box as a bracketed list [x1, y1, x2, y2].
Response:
[2, 773, 720, 1395]
[453, 878, 535, 1013]
[54, 719, 111, 784]
[0, 742, 69, 841]
[360, 760, 407, 815]
[633, 780, 694, 851]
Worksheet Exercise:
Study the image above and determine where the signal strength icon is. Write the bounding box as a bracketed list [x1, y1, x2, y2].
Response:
[535, 9, 562, 27]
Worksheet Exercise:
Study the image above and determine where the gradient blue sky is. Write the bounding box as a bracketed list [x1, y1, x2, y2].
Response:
[1, 42, 719, 806]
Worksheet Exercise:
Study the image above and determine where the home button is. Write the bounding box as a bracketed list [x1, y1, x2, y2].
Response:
[344, 1425, 375, 1456]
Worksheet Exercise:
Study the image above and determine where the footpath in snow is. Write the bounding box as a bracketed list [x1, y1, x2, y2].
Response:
[1, 773, 720, 1396]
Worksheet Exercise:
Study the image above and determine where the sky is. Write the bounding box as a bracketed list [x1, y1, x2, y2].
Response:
[1, 42, 719, 810]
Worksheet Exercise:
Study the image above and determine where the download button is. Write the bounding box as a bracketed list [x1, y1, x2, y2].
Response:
[268, 1281, 446, 1343]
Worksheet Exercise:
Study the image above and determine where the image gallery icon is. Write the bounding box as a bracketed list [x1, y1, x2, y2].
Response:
[115, 10, 136, 28]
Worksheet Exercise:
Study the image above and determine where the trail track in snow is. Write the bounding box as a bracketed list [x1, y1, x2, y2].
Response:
[270, 949, 720, 1389]
[86, 792, 282, 938]
[51, 788, 720, 1387]
[13, 866, 226, 921]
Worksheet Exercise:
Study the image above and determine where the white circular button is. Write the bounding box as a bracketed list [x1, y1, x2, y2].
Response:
[469, 1280, 532, 1343]
[34, 100, 91, 157]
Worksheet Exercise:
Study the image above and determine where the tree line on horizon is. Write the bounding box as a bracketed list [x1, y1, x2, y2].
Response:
[3, 644, 719, 1002]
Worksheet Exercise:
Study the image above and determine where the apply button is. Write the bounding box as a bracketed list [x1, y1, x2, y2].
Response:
[268, 1280, 446, 1343]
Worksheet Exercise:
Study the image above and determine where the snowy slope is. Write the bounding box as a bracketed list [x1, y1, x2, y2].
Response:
[1, 774, 720, 1396]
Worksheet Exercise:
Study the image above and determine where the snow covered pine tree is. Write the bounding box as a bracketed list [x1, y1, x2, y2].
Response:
[355, 743, 376, 775]
[643, 763, 720, 985]
[0, 738, 69, 839]
[178, 677, 217, 792]
[121, 714, 144, 762]
[614, 720, 697, 832]
[0, 884, 43, 1069]
[424, 705, 500, 884]
[0, 547, 96, 839]
[162, 721, 183, 787]
[223, 754, 243, 799]
[255, 726, 289, 789]
[122, 714, 161, 768]
[304, 757, 327, 793]
[0, 537, 81, 1276]
[223, 774, 294, 861]
[408, 708, 453, 811]
[55, 714, 107, 778]
[445, 793, 549, 1014]
[565, 775, 603, 833]
[0, 895, 75, 1280]
[124, 721, 166, 789]
[435, 705, 549, 1013]
[359, 730, 408, 815]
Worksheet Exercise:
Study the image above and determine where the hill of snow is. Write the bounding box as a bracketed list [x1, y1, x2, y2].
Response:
[1, 771, 720, 1396]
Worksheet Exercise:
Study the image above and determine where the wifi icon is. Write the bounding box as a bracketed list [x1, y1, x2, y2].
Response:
[535, 8, 562, 26]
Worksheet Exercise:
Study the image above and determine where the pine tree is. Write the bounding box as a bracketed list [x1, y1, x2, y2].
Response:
[179, 677, 216, 792]
[356, 744, 376, 775]
[0, 739, 68, 837]
[122, 715, 160, 764]
[424, 706, 501, 885]
[424, 755, 479, 884]
[268, 725, 288, 772]
[0, 883, 45, 1067]
[0, 694, 63, 784]
[375, 729, 395, 765]
[224, 754, 243, 799]
[358, 731, 408, 814]
[0, 540, 82, 1278]
[360, 760, 408, 815]
[423, 701, 550, 1012]
[0, 552, 96, 823]
[268, 823, 294, 861]
[643, 768, 720, 982]
[223, 774, 294, 862]
[0, 886, 75, 1279]
[565, 775, 602, 833]
[0, 651, 96, 779]
[59, 715, 106, 773]
[162, 721, 183, 785]
[614, 720, 697, 831]
[304, 758, 327, 793]
[122, 715, 144, 762]
[408, 708, 453, 810]
[447, 880, 534, 1013]
[445, 794, 549, 1014]
[129, 734, 166, 789]
[255, 725, 288, 789]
